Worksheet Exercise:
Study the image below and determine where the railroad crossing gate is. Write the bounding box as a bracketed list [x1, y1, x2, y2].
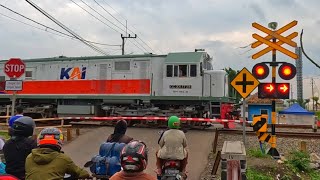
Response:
[251, 20, 298, 60]
[230, 67, 260, 99]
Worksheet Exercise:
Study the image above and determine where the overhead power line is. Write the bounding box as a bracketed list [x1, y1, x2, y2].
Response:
[25, 0, 109, 55]
[95, 0, 160, 54]
[300, 29, 320, 69]
[70, 0, 148, 54]
[0, 4, 120, 47]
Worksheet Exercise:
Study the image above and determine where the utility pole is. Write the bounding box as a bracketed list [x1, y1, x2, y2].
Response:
[121, 34, 137, 55]
[312, 78, 315, 111]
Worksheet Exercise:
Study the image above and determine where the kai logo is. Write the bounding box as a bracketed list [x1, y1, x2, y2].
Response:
[60, 67, 87, 80]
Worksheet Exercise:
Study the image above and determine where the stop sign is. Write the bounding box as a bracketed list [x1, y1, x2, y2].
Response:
[4, 58, 26, 79]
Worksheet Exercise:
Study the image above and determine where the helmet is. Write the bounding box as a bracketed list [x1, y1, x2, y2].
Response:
[11, 116, 35, 137]
[168, 116, 180, 129]
[120, 140, 148, 172]
[37, 127, 64, 150]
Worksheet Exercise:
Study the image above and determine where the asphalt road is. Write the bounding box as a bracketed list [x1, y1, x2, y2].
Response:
[63, 126, 215, 179]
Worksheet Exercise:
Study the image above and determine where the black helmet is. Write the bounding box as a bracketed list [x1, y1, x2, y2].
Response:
[120, 140, 148, 172]
[11, 116, 35, 137]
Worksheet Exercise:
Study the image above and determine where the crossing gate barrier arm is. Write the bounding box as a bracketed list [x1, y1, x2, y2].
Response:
[62, 116, 253, 124]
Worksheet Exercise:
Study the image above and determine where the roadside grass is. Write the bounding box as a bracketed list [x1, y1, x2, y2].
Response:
[0, 131, 9, 140]
[247, 147, 270, 158]
[246, 167, 273, 180]
[285, 150, 320, 180]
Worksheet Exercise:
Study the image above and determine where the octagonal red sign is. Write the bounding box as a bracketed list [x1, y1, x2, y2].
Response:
[4, 58, 26, 79]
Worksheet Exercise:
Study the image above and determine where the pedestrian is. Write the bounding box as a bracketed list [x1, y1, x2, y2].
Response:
[106, 120, 133, 144]
[8, 106, 24, 128]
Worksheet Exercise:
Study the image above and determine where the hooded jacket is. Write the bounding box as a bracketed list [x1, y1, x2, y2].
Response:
[107, 120, 133, 144]
[3, 136, 37, 180]
[25, 148, 90, 180]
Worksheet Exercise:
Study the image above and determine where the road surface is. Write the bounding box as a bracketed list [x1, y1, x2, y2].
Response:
[63, 126, 215, 179]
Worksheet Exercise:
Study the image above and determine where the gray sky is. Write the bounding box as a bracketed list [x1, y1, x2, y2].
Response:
[0, 0, 319, 99]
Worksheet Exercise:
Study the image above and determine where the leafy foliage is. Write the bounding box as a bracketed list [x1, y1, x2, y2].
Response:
[224, 68, 241, 102]
[286, 150, 310, 173]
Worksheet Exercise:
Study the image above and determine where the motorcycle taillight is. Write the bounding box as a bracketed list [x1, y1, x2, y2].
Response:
[165, 161, 179, 167]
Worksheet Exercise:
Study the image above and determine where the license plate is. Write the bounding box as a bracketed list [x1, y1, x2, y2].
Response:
[165, 169, 180, 174]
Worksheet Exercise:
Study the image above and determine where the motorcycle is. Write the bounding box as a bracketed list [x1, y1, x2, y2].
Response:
[157, 130, 188, 180]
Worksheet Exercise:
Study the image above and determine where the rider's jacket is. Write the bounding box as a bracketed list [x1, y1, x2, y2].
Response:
[25, 147, 90, 180]
[157, 129, 187, 160]
[3, 136, 37, 180]
[110, 171, 156, 180]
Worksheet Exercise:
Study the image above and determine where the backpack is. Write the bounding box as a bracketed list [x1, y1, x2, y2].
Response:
[88, 142, 126, 176]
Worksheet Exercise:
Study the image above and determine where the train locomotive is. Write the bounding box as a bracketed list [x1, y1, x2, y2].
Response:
[0, 51, 237, 128]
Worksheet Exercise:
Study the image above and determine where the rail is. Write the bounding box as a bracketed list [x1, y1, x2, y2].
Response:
[218, 129, 320, 139]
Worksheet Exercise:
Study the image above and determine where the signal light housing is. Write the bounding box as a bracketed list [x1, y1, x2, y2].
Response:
[252, 63, 269, 80]
[258, 83, 290, 99]
[278, 63, 296, 80]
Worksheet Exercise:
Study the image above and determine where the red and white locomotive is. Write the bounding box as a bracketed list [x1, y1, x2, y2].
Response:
[0, 51, 236, 128]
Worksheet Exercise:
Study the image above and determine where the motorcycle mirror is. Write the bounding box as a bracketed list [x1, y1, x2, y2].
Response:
[84, 161, 94, 168]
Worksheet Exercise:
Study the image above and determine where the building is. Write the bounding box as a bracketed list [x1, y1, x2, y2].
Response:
[242, 93, 284, 123]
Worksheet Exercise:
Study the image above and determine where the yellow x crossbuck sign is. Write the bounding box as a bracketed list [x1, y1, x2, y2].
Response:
[251, 20, 298, 60]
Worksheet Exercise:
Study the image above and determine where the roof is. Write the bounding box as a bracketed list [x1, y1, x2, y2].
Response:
[279, 103, 315, 115]
[246, 93, 284, 105]
[0, 54, 166, 63]
[165, 52, 205, 63]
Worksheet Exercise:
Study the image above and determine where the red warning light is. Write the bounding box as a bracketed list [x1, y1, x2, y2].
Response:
[252, 63, 269, 80]
[278, 63, 296, 80]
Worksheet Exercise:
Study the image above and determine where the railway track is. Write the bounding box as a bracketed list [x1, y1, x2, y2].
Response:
[218, 129, 320, 139]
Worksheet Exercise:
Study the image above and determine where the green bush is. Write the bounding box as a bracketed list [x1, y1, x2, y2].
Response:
[286, 150, 310, 173]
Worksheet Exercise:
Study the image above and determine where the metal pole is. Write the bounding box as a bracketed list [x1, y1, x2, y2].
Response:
[11, 91, 16, 116]
[268, 33, 280, 159]
[242, 99, 246, 146]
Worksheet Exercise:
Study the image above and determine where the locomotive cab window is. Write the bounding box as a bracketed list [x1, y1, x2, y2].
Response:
[178, 65, 188, 77]
[166, 65, 173, 77]
[190, 65, 197, 77]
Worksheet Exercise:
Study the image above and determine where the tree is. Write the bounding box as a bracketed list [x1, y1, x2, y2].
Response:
[312, 96, 319, 111]
[224, 68, 241, 103]
[304, 99, 310, 110]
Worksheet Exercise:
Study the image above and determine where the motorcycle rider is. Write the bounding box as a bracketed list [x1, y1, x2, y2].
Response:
[110, 140, 156, 180]
[25, 127, 90, 180]
[155, 116, 188, 176]
[3, 116, 37, 180]
[107, 119, 133, 144]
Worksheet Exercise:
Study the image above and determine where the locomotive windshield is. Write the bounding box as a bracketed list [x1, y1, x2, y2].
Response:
[166, 64, 197, 77]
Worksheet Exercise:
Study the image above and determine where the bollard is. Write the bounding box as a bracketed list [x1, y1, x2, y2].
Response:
[313, 116, 318, 133]
[67, 128, 72, 141]
[300, 141, 307, 152]
[221, 141, 247, 180]
[212, 129, 219, 153]
[76, 128, 80, 136]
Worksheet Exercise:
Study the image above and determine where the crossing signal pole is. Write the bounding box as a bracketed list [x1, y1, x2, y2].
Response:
[251, 20, 299, 159]
[121, 34, 137, 55]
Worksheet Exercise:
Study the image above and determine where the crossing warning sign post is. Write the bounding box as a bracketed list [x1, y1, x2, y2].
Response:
[231, 67, 260, 146]
[3, 58, 25, 116]
[250, 20, 299, 159]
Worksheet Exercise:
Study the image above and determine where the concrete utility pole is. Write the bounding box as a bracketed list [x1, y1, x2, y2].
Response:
[311, 78, 315, 111]
[121, 34, 137, 55]
[295, 47, 303, 104]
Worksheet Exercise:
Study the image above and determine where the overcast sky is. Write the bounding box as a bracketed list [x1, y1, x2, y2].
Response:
[0, 0, 319, 99]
